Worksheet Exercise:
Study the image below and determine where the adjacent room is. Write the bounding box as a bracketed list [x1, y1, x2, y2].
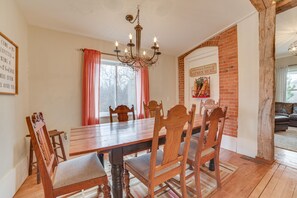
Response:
[1, 0, 297, 197]
[274, 6, 297, 154]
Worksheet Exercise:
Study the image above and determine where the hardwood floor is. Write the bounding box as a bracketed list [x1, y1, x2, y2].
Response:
[14, 148, 297, 198]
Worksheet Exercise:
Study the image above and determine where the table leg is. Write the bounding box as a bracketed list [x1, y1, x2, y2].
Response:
[97, 153, 104, 167]
[109, 148, 124, 198]
[209, 159, 215, 171]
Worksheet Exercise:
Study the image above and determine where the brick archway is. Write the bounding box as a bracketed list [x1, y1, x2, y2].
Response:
[178, 26, 238, 137]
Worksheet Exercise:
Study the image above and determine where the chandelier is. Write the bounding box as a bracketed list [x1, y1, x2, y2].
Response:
[288, 40, 297, 56]
[114, 6, 161, 70]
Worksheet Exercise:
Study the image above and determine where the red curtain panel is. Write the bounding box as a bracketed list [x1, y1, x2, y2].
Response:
[82, 49, 101, 125]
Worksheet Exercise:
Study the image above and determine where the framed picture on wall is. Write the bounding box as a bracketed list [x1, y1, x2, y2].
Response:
[0, 32, 18, 95]
[192, 76, 210, 98]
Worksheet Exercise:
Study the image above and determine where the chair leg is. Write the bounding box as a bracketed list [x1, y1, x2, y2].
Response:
[180, 169, 188, 198]
[102, 182, 111, 198]
[194, 165, 202, 198]
[28, 140, 33, 175]
[214, 154, 221, 188]
[148, 185, 154, 198]
[124, 169, 131, 197]
[58, 134, 67, 161]
[36, 165, 41, 184]
[51, 136, 58, 162]
[97, 185, 102, 196]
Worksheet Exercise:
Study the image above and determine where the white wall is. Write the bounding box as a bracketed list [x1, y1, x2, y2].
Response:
[149, 55, 177, 113]
[237, 12, 259, 157]
[28, 26, 177, 151]
[184, 47, 220, 110]
[0, 0, 29, 197]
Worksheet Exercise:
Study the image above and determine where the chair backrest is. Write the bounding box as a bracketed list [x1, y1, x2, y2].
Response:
[196, 107, 227, 161]
[199, 99, 220, 115]
[26, 112, 57, 189]
[149, 104, 196, 181]
[143, 100, 164, 118]
[109, 105, 135, 123]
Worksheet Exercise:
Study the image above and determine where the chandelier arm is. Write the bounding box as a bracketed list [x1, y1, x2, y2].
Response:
[116, 54, 128, 64]
[116, 52, 134, 65]
[147, 51, 157, 62]
[129, 45, 135, 59]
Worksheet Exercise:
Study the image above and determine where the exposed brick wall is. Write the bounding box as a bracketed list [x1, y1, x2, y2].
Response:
[178, 26, 238, 137]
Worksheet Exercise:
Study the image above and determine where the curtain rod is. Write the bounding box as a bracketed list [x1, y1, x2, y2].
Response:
[79, 48, 122, 57]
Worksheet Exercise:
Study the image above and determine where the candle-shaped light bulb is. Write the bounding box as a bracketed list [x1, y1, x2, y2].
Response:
[129, 33, 132, 40]
[124, 48, 128, 53]
[115, 41, 118, 47]
[156, 44, 159, 48]
[143, 51, 146, 56]
[154, 36, 157, 43]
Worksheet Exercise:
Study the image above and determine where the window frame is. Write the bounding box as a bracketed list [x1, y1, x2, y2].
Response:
[99, 59, 137, 117]
[286, 65, 297, 102]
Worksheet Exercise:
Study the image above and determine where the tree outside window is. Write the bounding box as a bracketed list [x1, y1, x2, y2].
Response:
[99, 60, 136, 116]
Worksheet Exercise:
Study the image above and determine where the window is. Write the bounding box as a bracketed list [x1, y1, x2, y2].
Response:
[99, 59, 136, 116]
[286, 65, 297, 102]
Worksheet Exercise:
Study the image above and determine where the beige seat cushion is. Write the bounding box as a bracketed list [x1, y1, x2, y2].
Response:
[53, 153, 106, 189]
[179, 139, 215, 162]
[192, 130, 208, 140]
[125, 150, 179, 180]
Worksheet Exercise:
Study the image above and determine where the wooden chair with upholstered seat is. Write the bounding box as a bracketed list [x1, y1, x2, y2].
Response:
[123, 104, 196, 198]
[27, 129, 67, 184]
[192, 98, 220, 139]
[179, 106, 227, 197]
[143, 100, 164, 118]
[26, 112, 111, 198]
[109, 105, 135, 123]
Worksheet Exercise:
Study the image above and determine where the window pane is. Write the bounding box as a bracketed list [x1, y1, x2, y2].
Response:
[116, 66, 136, 108]
[286, 70, 297, 102]
[287, 90, 297, 103]
[100, 64, 116, 113]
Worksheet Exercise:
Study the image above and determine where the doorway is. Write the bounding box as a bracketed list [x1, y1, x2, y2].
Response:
[274, 6, 297, 158]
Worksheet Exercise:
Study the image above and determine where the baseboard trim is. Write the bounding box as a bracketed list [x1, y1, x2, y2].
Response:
[0, 157, 28, 198]
[221, 135, 237, 152]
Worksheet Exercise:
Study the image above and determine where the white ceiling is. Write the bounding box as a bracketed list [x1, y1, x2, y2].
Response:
[16, 0, 255, 56]
[276, 6, 297, 58]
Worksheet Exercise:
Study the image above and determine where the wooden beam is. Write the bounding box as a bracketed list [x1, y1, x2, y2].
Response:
[250, 0, 266, 11]
[263, 0, 275, 8]
[250, 0, 276, 162]
[276, 0, 297, 13]
[257, 5, 276, 162]
[250, 0, 275, 11]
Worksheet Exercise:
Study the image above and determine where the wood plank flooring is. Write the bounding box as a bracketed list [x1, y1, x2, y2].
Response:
[13, 148, 297, 198]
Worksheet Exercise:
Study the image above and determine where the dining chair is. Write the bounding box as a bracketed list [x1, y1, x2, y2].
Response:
[143, 100, 164, 118]
[193, 98, 220, 139]
[27, 129, 67, 184]
[199, 98, 220, 115]
[123, 104, 196, 198]
[179, 106, 227, 198]
[26, 112, 111, 198]
[109, 105, 135, 123]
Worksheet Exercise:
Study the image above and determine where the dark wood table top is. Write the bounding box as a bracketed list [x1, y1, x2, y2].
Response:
[69, 115, 203, 156]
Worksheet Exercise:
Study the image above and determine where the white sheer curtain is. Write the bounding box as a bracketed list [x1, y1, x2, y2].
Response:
[275, 65, 288, 102]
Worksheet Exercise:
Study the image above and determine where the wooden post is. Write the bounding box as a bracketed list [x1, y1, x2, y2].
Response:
[250, 0, 276, 162]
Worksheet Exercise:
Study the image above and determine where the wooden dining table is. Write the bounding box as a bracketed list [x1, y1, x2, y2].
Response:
[69, 115, 204, 198]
